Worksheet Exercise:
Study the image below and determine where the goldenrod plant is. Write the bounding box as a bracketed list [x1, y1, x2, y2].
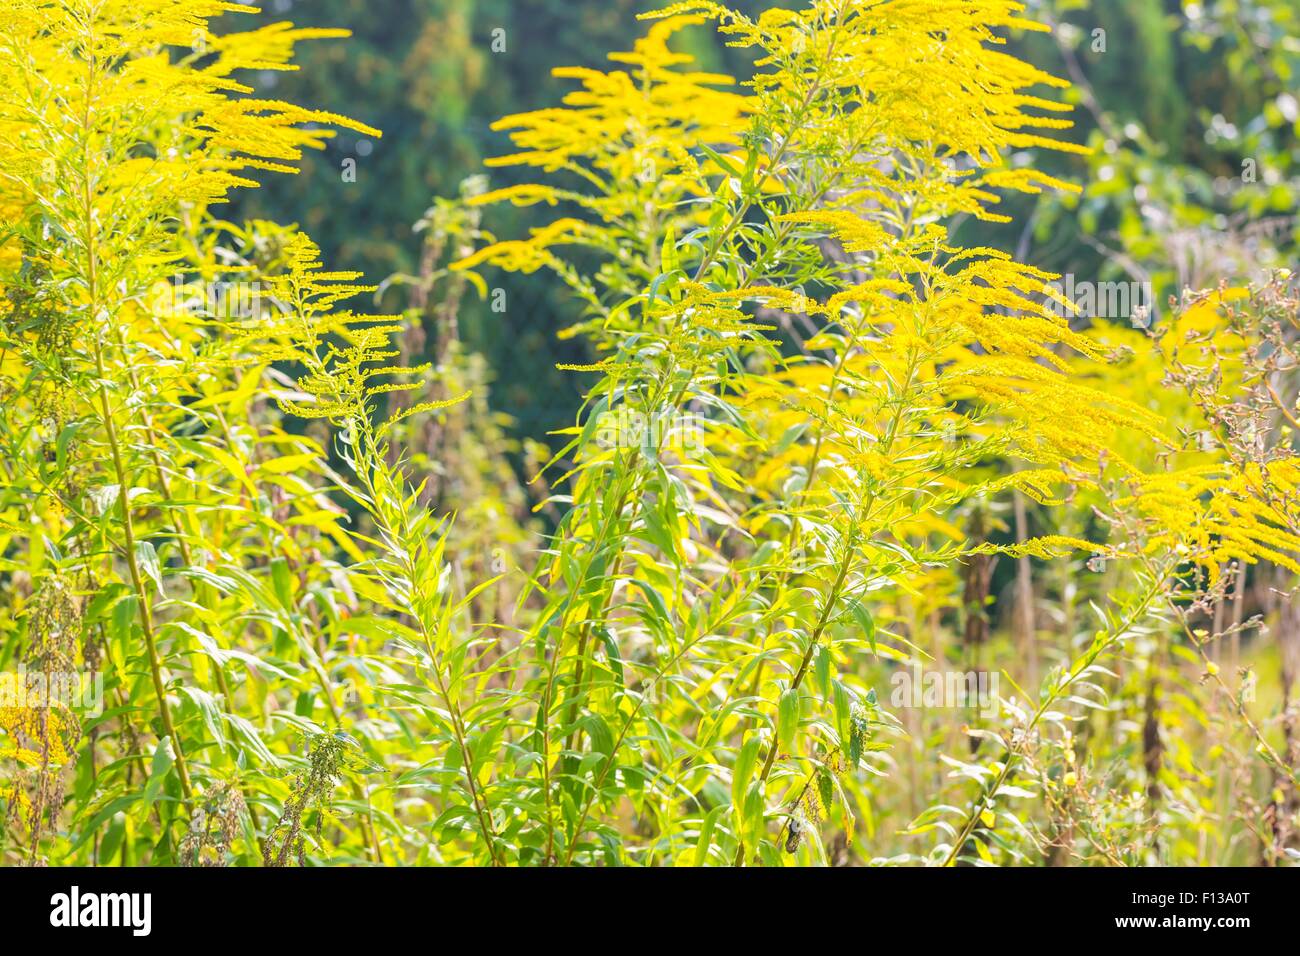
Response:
[0, 0, 1295, 868]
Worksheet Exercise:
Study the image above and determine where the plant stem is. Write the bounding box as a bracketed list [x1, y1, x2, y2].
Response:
[941, 570, 1168, 866]
[93, 338, 194, 803]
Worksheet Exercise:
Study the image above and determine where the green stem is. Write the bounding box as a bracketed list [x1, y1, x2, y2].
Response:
[940, 570, 1168, 866]
[93, 339, 194, 804]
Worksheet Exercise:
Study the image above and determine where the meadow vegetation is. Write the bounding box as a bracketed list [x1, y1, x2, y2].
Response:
[0, 0, 1297, 866]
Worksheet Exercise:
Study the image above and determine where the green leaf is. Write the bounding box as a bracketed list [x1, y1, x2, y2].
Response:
[142, 737, 175, 809]
[849, 600, 877, 654]
[581, 714, 614, 757]
[698, 142, 745, 180]
[180, 685, 227, 752]
[135, 541, 165, 597]
[660, 223, 679, 275]
[815, 644, 832, 698]
[777, 688, 799, 752]
[693, 806, 724, 866]
[732, 734, 760, 810]
[597, 627, 624, 688]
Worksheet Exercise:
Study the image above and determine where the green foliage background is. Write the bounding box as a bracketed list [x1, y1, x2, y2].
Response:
[225, 0, 1297, 452]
